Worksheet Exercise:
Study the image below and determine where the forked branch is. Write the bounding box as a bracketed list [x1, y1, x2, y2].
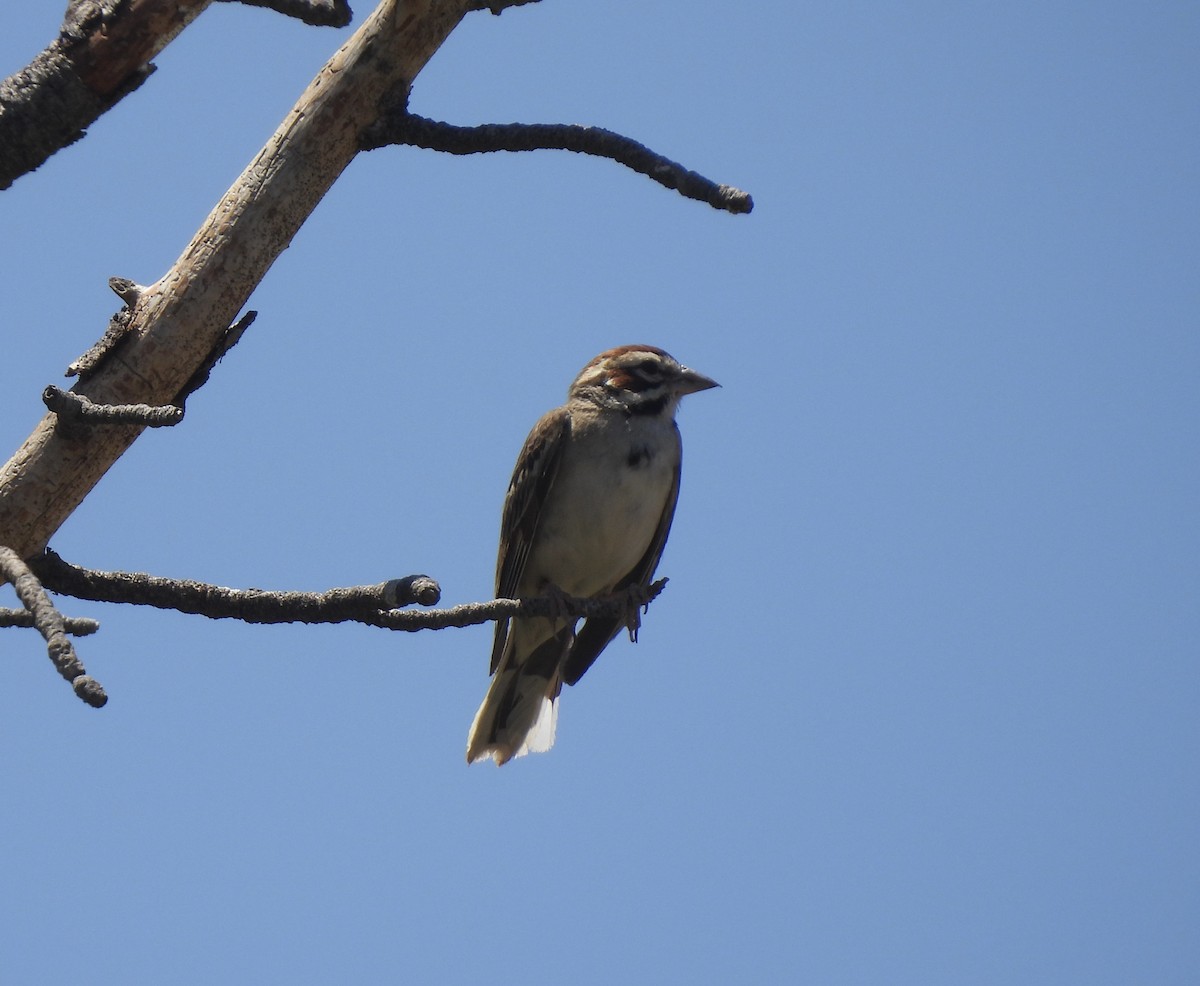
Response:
[0, 0, 740, 711]
[0, 546, 107, 706]
[0, 609, 99, 636]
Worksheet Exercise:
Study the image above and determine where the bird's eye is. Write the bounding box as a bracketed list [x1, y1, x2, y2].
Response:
[634, 358, 662, 377]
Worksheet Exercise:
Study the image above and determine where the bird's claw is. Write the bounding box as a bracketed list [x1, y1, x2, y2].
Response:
[621, 583, 653, 642]
[540, 583, 576, 621]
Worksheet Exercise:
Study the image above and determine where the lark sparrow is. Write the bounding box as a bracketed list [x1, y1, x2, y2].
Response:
[466, 345, 718, 765]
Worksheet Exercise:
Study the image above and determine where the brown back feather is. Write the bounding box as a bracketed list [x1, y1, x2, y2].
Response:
[490, 406, 571, 675]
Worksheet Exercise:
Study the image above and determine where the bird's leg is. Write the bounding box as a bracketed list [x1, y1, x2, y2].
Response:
[620, 583, 656, 643]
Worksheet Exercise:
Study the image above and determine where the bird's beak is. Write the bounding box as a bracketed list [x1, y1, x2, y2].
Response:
[676, 367, 720, 395]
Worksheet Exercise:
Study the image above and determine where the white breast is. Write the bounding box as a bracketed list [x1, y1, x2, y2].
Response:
[523, 411, 679, 597]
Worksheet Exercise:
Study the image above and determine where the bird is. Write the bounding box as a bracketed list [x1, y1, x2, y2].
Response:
[466, 345, 718, 765]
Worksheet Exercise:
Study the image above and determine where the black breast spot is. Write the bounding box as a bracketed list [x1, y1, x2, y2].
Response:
[626, 444, 653, 468]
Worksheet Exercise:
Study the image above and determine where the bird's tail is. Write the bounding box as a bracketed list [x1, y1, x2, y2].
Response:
[466, 623, 570, 765]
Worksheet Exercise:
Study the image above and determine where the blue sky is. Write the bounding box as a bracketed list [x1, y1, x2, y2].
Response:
[1, 2, 1197, 983]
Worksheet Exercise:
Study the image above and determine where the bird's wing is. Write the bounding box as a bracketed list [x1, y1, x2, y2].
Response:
[561, 433, 681, 687]
[490, 405, 571, 675]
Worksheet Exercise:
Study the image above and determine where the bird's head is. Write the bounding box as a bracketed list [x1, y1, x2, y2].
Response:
[569, 345, 719, 415]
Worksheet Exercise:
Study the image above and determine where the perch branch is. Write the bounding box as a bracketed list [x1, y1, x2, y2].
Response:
[0, 546, 107, 707]
[362, 112, 754, 214]
[365, 579, 669, 631]
[31, 549, 443, 624]
[29, 550, 665, 633]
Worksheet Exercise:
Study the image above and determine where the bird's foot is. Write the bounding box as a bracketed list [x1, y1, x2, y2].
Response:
[620, 583, 654, 643]
[539, 582, 576, 621]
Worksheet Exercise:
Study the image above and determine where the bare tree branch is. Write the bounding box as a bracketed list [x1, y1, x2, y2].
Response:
[0, 1, 355, 190]
[0, 546, 107, 706]
[31, 549, 443, 624]
[6, 542, 664, 710]
[219, 0, 353, 28]
[0, 0, 477, 561]
[2, 0, 753, 563]
[1, 0, 743, 712]
[0, 1, 211, 190]
[43, 386, 186, 429]
[0, 608, 99, 636]
[362, 112, 754, 214]
[465, 0, 542, 13]
[364, 579, 668, 631]
[28, 549, 665, 634]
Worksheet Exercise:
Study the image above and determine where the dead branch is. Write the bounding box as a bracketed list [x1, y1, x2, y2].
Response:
[0, 608, 99, 636]
[0, 546, 107, 706]
[28, 548, 665, 633]
[362, 112, 754, 214]
[1, 1, 210, 190]
[365, 579, 668, 631]
[43, 386, 186, 429]
[0, 0, 744, 708]
[0, 0, 477, 560]
[31, 549, 443, 624]
[219, 0, 352, 28]
[0, 1, 353, 190]
[176, 311, 257, 405]
[66, 291, 136, 379]
[466, 0, 543, 13]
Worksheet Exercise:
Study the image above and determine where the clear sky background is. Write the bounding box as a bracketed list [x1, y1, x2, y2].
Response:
[1, 3, 1197, 983]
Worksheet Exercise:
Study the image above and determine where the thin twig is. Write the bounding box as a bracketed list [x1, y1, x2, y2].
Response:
[362, 113, 754, 215]
[0, 547, 107, 707]
[0, 607, 99, 636]
[219, 0, 353, 27]
[364, 579, 668, 631]
[466, 0, 543, 13]
[43, 386, 185, 429]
